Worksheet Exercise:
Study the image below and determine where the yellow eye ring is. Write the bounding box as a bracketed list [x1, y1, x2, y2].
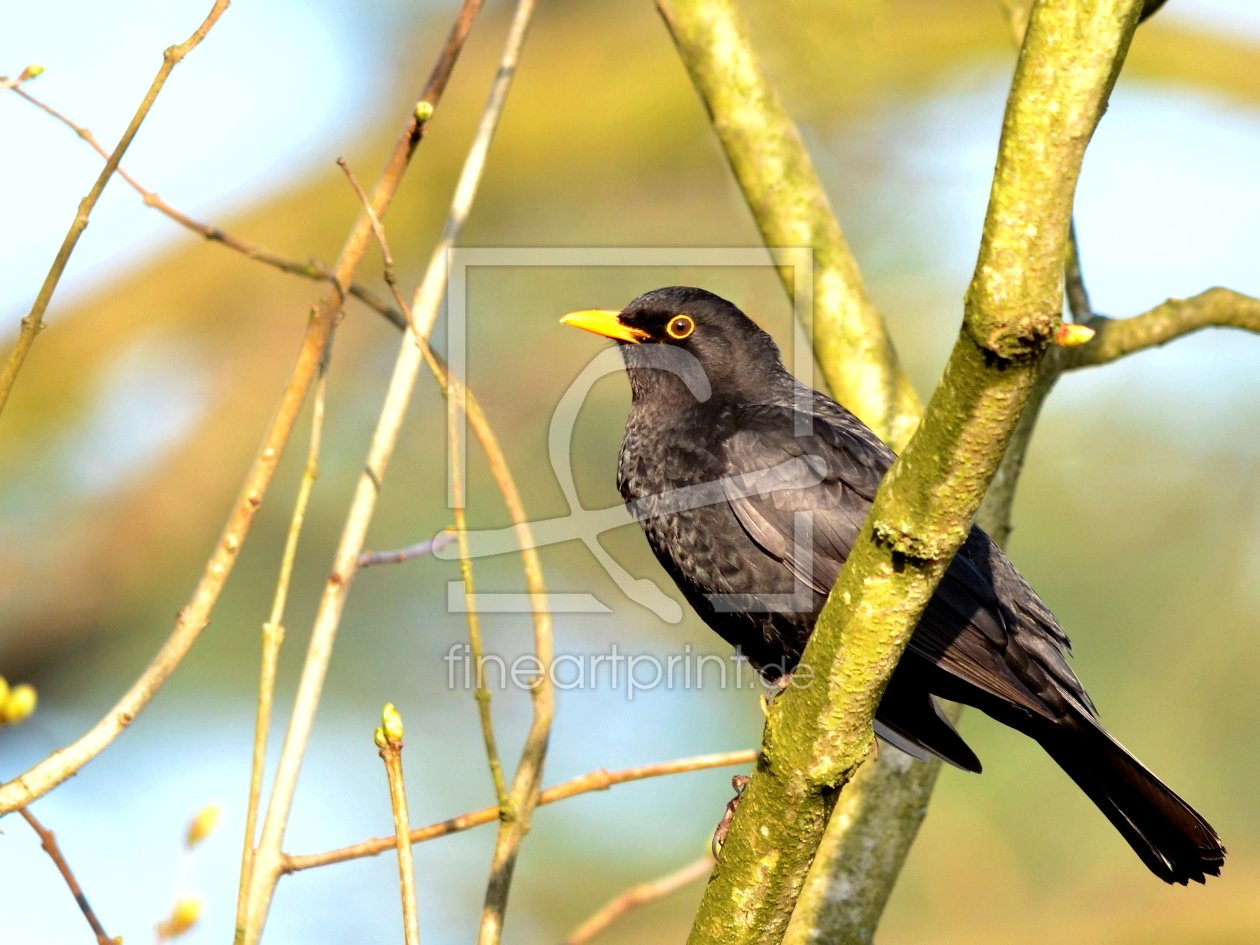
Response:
[666, 315, 695, 340]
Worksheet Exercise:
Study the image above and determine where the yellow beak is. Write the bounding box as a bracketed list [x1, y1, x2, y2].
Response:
[559, 309, 648, 344]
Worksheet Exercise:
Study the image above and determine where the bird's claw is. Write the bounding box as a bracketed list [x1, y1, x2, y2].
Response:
[759, 672, 794, 717]
[711, 774, 752, 858]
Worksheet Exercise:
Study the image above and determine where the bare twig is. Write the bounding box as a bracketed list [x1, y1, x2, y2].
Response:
[282, 749, 758, 873]
[0, 0, 230, 417]
[376, 706, 421, 945]
[563, 854, 715, 945]
[1064, 220, 1093, 320]
[358, 531, 457, 567]
[342, 155, 510, 807]
[0, 0, 480, 824]
[234, 345, 330, 934]
[18, 809, 117, 945]
[0, 65, 44, 91]
[237, 3, 531, 940]
[338, 158, 410, 317]
[10, 86, 406, 329]
[449, 376, 511, 807]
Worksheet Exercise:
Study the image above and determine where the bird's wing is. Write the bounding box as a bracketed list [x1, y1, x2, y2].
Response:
[718, 404, 880, 593]
[719, 403, 1093, 722]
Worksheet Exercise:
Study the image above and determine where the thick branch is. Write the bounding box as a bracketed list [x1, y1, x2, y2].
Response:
[654, 0, 921, 449]
[686, 2, 1143, 942]
[0, 0, 230, 417]
[780, 735, 955, 945]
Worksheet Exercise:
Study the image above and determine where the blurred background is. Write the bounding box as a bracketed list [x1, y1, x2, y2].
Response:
[2, 0, 1259, 942]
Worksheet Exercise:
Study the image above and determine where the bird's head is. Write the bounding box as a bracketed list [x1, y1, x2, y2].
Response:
[560, 286, 787, 405]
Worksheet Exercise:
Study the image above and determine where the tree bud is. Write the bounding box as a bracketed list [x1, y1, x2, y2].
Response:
[157, 895, 203, 940]
[185, 804, 223, 848]
[381, 702, 404, 744]
[1054, 323, 1096, 347]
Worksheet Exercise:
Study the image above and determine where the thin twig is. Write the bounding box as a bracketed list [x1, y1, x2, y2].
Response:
[0, 0, 480, 825]
[409, 8, 552, 943]
[449, 373, 510, 807]
[563, 854, 716, 945]
[377, 706, 420, 945]
[1064, 219, 1093, 321]
[340, 156, 511, 808]
[358, 531, 457, 568]
[19, 809, 117, 945]
[234, 345, 330, 934]
[0, 65, 44, 91]
[347, 3, 554, 940]
[11, 86, 406, 331]
[338, 158, 408, 310]
[282, 750, 758, 873]
[237, 2, 525, 939]
[0, 0, 230, 418]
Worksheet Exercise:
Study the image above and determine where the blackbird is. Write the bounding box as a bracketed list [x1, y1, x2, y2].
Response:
[561, 286, 1225, 884]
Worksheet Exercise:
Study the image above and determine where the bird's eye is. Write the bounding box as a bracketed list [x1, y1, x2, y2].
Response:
[666, 315, 694, 340]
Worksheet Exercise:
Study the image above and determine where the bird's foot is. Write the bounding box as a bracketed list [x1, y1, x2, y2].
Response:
[711, 774, 751, 858]
[759, 672, 795, 716]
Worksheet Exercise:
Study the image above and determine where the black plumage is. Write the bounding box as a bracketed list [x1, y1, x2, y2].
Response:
[562, 286, 1225, 885]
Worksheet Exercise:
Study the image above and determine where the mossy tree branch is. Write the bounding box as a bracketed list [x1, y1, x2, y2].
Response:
[654, 0, 921, 450]
[684, 2, 1145, 942]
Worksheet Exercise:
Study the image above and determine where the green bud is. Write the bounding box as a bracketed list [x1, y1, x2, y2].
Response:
[413, 101, 434, 123]
[20, 65, 44, 81]
[374, 726, 388, 750]
[381, 702, 404, 744]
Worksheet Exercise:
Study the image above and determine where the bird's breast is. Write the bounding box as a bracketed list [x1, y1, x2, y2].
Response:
[617, 419, 795, 599]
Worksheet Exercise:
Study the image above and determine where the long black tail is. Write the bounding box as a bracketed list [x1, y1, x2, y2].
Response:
[1037, 720, 1225, 884]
